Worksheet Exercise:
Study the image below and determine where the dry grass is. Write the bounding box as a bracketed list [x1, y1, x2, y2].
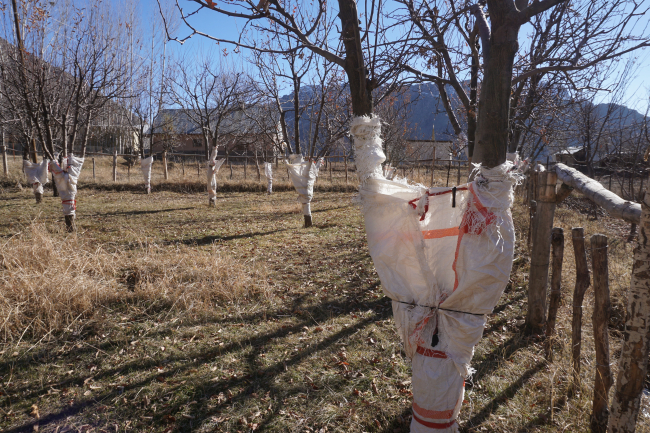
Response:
[0, 223, 269, 342]
[0, 172, 649, 432]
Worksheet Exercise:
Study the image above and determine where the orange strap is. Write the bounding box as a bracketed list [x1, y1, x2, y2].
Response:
[413, 401, 455, 420]
[412, 413, 456, 429]
[421, 227, 460, 239]
[61, 199, 76, 210]
[409, 187, 468, 221]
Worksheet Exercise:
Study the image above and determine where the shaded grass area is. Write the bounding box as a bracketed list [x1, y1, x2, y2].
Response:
[0, 185, 648, 432]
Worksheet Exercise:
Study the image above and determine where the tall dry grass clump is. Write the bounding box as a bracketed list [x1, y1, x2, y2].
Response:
[0, 224, 269, 342]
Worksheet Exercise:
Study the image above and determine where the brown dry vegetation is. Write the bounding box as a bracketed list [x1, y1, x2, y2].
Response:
[0, 160, 649, 432]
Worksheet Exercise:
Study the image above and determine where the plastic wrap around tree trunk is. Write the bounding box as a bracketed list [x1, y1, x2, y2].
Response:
[207, 149, 226, 206]
[23, 159, 49, 203]
[264, 162, 273, 194]
[49, 156, 84, 230]
[351, 115, 517, 432]
[286, 154, 323, 221]
[140, 156, 153, 194]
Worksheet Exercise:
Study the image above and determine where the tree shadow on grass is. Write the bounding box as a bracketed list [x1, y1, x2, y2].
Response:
[174, 227, 292, 246]
[379, 407, 412, 433]
[470, 333, 536, 386]
[460, 361, 546, 432]
[2, 285, 393, 433]
[3, 309, 388, 433]
[91, 207, 196, 218]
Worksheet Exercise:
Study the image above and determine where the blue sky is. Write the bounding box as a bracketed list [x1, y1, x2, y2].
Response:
[147, 0, 650, 114]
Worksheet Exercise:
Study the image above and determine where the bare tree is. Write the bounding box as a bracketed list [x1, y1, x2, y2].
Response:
[171, 52, 252, 159]
[396, 0, 650, 164]
[3, 0, 132, 229]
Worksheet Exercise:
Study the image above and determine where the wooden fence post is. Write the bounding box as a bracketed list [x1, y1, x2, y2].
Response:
[526, 170, 558, 334]
[244, 157, 248, 180]
[92, 157, 96, 181]
[608, 194, 650, 433]
[545, 227, 564, 361]
[163, 151, 168, 180]
[1, 144, 7, 176]
[571, 227, 591, 390]
[527, 200, 537, 251]
[329, 157, 333, 182]
[591, 234, 612, 433]
[430, 155, 435, 186]
[112, 150, 117, 182]
[345, 156, 349, 184]
[446, 159, 451, 187]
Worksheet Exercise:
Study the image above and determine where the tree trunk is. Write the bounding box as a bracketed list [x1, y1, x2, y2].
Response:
[526, 171, 557, 334]
[337, 0, 373, 117]
[30, 138, 37, 163]
[545, 227, 564, 360]
[65, 215, 75, 232]
[1, 144, 7, 176]
[556, 163, 640, 224]
[608, 193, 650, 433]
[92, 157, 96, 181]
[571, 227, 591, 391]
[113, 150, 117, 182]
[163, 151, 168, 180]
[52, 155, 60, 197]
[591, 234, 612, 433]
[472, 7, 520, 168]
[345, 156, 349, 184]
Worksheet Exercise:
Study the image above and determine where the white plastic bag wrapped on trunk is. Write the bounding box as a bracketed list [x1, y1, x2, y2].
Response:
[351, 116, 516, 432]
[141, 156, 153, 193]
[49, 155, 84, 216]
[264, 162, 273, 194]
[23, 159, 49, 195]
[207, 148, 226, 205]
[286, 154, 323, 216]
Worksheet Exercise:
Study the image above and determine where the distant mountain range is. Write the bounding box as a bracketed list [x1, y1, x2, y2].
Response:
[281, 82, 646, 152]
[281, 82, 458, 145]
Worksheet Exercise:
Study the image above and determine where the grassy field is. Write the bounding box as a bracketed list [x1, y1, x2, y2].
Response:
[0, 162, 649, 432]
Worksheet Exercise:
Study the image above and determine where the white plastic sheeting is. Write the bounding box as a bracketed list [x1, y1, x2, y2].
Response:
[351, 116, 516, 432]
[207, 149, 226, 203]
[286, 154, 323, 216]
[23, 159, 49, 194]
[141, 156, 154, 193]
[49, 155, 84, 216]
[264, 162, 273, 194]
